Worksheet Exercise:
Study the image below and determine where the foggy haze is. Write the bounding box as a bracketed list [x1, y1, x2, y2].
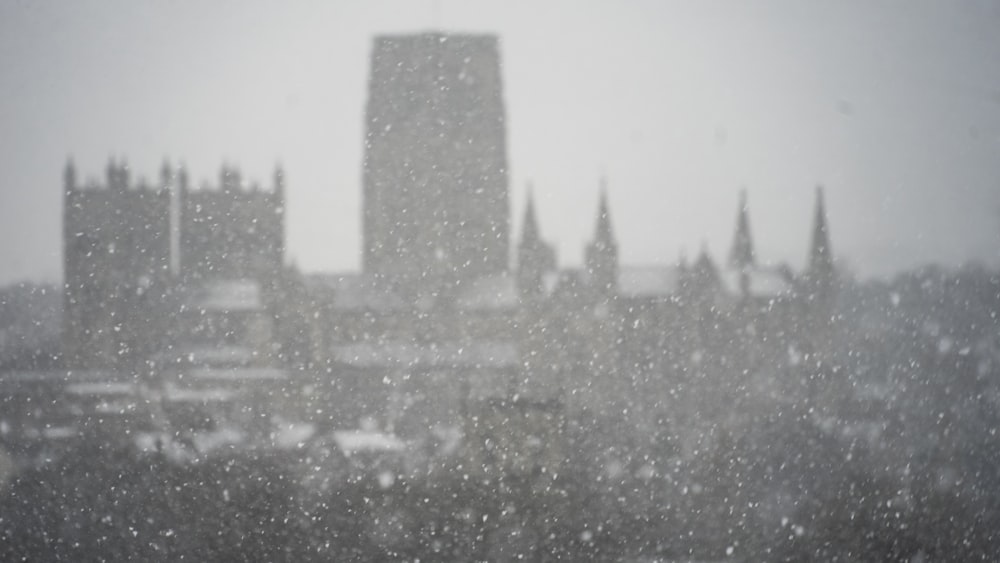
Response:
[1, 0, 999, 286]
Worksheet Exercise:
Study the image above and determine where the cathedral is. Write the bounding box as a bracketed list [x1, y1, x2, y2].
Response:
[306, 32, 840, 460]
[6, 32, 839, 467]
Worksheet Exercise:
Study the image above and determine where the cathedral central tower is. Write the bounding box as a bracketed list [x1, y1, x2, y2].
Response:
[362, 33, 510, 294]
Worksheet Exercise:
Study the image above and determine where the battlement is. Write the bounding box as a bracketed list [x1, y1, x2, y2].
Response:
[64, 158, 169, 194]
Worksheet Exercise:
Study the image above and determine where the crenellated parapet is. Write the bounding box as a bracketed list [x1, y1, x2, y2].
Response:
[178, 163, 285, 281]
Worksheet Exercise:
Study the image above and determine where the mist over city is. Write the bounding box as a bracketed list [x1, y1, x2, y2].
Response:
[1, 2, 1000, 561]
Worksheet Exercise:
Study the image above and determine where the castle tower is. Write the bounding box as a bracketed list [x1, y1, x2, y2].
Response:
[516, 186, 556, 298]
[584, 182, 619, 295]
[63, 158, 172, 369]
[362, 33, 509, 295]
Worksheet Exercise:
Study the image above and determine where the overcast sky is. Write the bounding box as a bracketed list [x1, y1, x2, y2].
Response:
[1, 0, 999, 286]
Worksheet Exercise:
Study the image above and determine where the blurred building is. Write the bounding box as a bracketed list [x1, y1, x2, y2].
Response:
[2, 32, 841, 468]
[363, 33, 509, 296]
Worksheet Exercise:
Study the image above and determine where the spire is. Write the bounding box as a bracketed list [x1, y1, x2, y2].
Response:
[64, 157, 76, 191]
[274, 163, 285, 194]
[177, 163, 189, 192]
[728, 189, 755, 271]
[808, 185, 833, 275]
[521, 183, 539, 244]
[106, 156, 118, 189]
[693, 242, 719, 285]
[585, 179, 618, 294]
[806, 185, 836, 301]
[160, 158, 172, 188]
[220, 164, 234, 191]
[517, 183, 556, 298]
[118, 158, 130, 190]
[594, 178, 615, 248]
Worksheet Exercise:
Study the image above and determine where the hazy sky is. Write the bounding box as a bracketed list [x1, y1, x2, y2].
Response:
[1, 0, 999, 286]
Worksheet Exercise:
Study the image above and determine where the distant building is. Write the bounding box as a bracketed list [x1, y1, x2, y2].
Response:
[362, 33, 509, 296]
[6, 32, 843, 466]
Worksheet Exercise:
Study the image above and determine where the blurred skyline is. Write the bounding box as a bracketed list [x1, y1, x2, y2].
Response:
[1, 0, 999, 286]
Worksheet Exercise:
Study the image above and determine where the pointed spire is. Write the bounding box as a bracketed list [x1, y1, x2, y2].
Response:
[521, 183, 539, 244]
[106, 156, 118, 189]
[517, 182, 557, 298]
[64, 157, 76, 190]
[695, 241, 716, 275]
[160, 158, 172, 188]
[274, 163, 285, 193]
[177, 162, 189, 192]
[808, 185, 832, 274]
[220, 163, 231, 191]
[728, 189, 755, 270]
[688, 242, 720, 290]
[118, 158, 130, 190]
[594, 178, 614, 246]
[585, 178, 618, 294]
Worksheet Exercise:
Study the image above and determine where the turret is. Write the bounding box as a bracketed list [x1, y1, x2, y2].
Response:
[584, 179, 619, 295]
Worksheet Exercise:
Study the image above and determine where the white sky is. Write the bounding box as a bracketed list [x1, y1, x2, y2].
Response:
[1, 0, 999, 286]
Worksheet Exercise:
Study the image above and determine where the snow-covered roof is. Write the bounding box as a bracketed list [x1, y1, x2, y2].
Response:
[188, 367, 287, 381]
[181, 346, 256, 366]
[308, 273, 408, 311]
[617, 265, 680, 299]
[332, 430, 405, 456]
[331, 340, 519, 369]
[271, 421, 316, 449]
[65, 382, 136, 396]
[163, 383, 236, 403]
[42, 426, 78, 440]
[189, 279, 263, 312]
[719, 267, 794, 298]
[0, 370, 123, 385]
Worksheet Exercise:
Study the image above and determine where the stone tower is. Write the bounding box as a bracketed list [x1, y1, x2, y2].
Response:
[63, 157, 172, 369]
[362, 33, 509, 296]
